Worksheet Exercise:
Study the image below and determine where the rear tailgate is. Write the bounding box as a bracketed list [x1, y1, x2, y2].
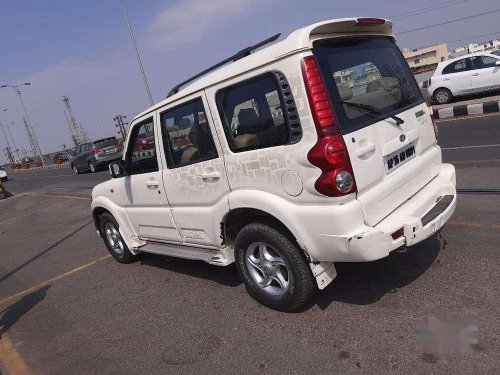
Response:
[313, 36, 439, 226]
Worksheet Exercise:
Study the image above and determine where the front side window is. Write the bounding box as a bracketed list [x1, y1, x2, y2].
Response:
[126, 118, 158, 175]
[443, 59, 469, 74]
[216, 74, 289, 152]
[471, 55, 499, 69]
[160, 99, 218, 168]
[314, 37, 423, 133]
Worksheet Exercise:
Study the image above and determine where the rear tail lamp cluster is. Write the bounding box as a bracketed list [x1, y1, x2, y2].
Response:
[116, 142, 124, 148]
[302, 56, 356, 197]
[92, 148, 103, 155]
[428, 104, 439, 140]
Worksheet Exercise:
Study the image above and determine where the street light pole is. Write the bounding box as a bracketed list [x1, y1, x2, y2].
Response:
[1, 83, 45, 166]
[0, 109, 12, 152]
[120, 0, 154, 106]
[7, 122, 20, 161]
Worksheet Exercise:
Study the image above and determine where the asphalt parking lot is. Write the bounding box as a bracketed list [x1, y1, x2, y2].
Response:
[1, 114, 499, 374]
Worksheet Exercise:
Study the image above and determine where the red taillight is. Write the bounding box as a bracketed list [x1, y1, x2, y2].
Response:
[428, 104, 439, 140]
[116, 142, 123, 148]
[356, 18, 386, 26]
[302, 56, 356, 197]
[92, 147, 103, 155]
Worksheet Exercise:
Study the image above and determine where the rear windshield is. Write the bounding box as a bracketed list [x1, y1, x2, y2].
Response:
[313, 37, 424, 133]
[93, 137, 118, 148]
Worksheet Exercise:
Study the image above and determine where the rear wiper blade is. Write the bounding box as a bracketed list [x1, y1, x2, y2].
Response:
[338, 100, 404, 125]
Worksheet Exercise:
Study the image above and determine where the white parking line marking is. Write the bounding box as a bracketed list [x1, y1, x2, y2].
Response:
[442, 144, 500, 150]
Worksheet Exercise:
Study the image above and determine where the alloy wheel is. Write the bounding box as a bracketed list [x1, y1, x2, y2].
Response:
[245, 242, 290, 296]
[104, 222, 125, 256]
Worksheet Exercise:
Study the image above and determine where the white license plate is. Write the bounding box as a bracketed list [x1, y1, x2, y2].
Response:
[384, 142, 416, 173]
[106, 148, 116, 154]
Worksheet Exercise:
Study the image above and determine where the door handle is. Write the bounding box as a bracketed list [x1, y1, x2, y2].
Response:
[201, 171, 220, 182]
[356, 143, 376, 157]
[145, 180, 159, 189]
[472, 73, 480, 76]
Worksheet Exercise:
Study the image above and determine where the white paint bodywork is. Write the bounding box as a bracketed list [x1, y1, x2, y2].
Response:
[91, 18, 456, 289]
[427, 52, 500, 99]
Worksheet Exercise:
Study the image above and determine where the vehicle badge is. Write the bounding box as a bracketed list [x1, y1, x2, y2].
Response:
[399, 134, 406, 142]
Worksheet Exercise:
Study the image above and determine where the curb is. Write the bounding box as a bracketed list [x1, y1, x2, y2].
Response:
[432, 100, 500, 120]
[9, 162, 71, 173]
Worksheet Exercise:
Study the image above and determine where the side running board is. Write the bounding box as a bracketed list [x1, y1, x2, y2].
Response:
[139, 241, 234, 266]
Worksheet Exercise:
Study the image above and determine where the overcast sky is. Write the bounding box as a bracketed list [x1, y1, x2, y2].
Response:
[1, 0, 499, 163]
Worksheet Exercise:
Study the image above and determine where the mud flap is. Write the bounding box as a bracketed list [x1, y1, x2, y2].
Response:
[309, 261, 337, 290]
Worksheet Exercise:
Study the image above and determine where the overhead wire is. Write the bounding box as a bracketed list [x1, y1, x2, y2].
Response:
[398, 8, 500, 35]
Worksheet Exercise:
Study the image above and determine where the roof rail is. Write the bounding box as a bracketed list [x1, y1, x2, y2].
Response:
[166, 33, 281, 98]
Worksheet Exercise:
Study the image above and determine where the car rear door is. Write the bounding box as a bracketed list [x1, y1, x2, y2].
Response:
[157, 93, 230, 247]
[314, 37, 439, 226]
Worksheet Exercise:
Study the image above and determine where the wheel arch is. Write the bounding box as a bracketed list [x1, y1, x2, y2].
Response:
[433, 86, 453, 100]
[223, 208, 297, 247]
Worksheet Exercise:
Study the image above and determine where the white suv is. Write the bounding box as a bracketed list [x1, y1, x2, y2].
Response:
[428, 52, 500, 104]
[92, 18, 456, 311]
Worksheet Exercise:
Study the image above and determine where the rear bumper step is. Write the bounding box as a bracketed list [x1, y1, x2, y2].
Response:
[421, 195, 454, 226]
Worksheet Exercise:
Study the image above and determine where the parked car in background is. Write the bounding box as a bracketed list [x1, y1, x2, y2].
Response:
[490, 50, 500, 57]
[428, 52, 500, 104]
[70, 137, 124, 174]
[92, 18, 456, 311]
[0, 166, 7, 182]
[53, 152, 69, 164]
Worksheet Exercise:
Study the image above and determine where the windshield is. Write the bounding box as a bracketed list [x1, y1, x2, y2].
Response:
[313, 37, 423, 133]
[93, 137, 118, 148]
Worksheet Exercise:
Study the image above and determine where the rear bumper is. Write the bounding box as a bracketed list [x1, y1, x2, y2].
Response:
[93, 154, 122, 166]
[304, 163, 456, 262]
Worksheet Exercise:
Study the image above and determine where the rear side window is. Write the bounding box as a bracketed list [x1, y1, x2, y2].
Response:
[126, 118, 158, 175]
[442, 59, 469, 74]
[160, 98, 218, 168]
[313, 37, 423, 133]
[216, 74, 290, 152]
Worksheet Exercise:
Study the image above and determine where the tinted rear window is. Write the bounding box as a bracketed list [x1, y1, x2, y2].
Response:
[93, 138, 118, 148]
[313, 37, 424, 133]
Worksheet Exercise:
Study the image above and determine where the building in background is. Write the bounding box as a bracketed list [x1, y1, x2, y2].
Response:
[402, 44, 449, 74]
[453, 39, 500, 56]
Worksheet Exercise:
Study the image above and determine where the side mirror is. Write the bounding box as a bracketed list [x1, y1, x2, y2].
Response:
[109, 160, 126, 178]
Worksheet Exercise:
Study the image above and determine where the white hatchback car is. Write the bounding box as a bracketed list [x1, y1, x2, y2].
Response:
[428, 52, 500, 104]
[92, 18, 456, 311]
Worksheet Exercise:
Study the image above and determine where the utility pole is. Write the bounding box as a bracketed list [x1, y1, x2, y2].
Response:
[3, 147, 14, 164]
[63, 110, 79, 147]
[63, 95, 89, 145]
[0, 82, 45, 165]
[113, 115, 128, 141]
[23, 116, 44, 163]
[120, 0, 154, 106]
[5, 122, 20, 161]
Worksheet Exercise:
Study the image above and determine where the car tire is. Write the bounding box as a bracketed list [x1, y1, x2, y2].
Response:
[434, 88, 452, 104]
[99, 212, 139, 264]
[89, 162, 97, 173]
[234, 222, 316, 312]
[72, 165, 80, 174]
